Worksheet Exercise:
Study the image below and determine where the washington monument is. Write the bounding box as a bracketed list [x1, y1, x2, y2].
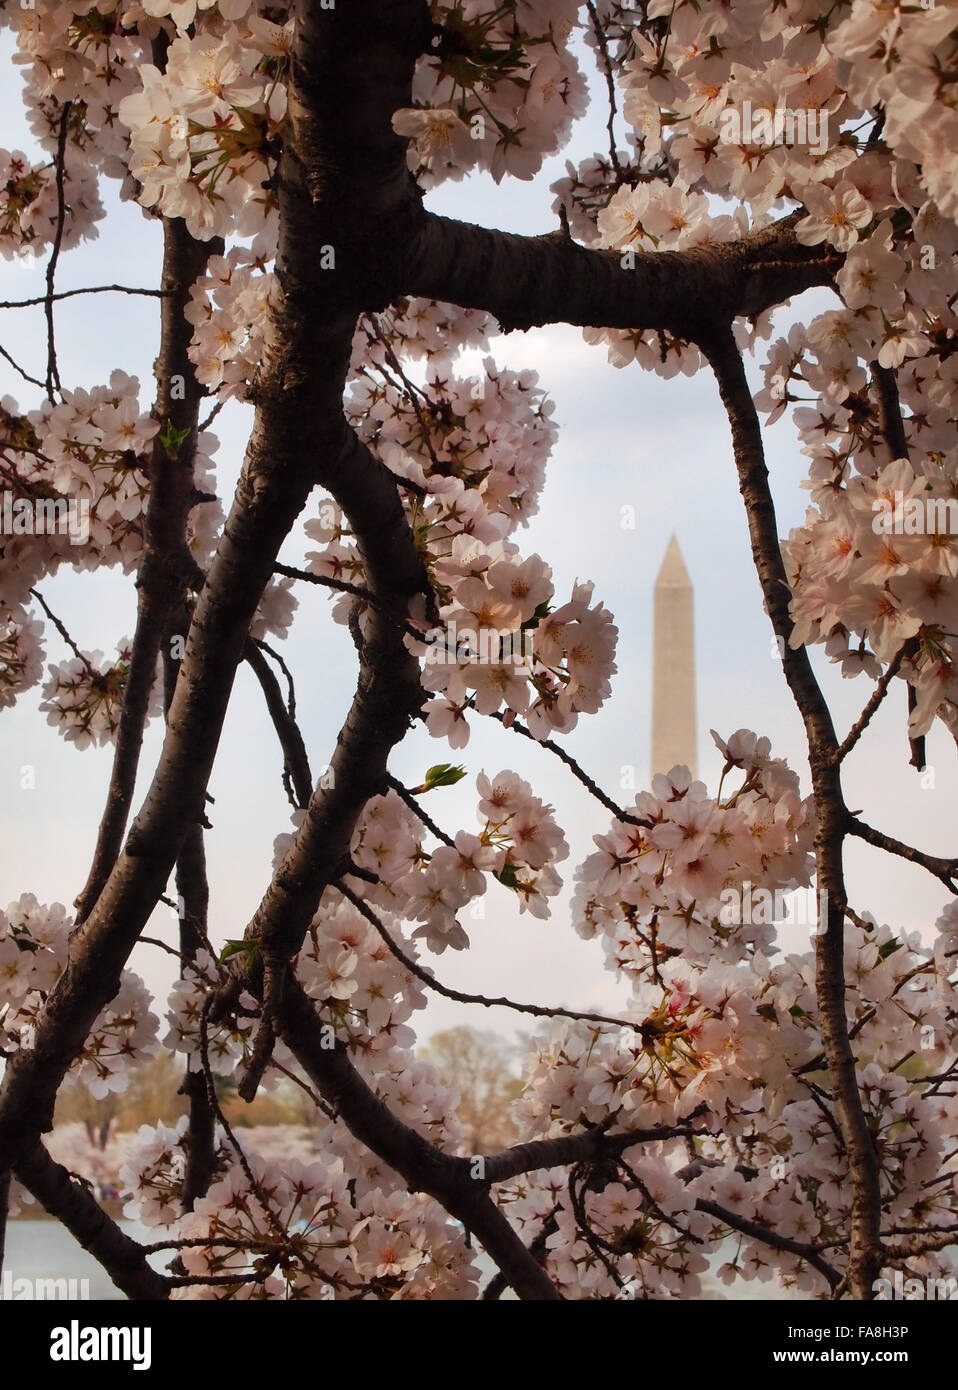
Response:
[651, 534, 698, 779]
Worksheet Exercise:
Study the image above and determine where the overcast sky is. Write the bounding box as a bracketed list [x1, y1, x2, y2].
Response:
[1, 34, 955, 1050]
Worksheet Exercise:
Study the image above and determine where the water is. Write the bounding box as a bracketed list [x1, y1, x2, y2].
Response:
[3, 1220, 152, 1299]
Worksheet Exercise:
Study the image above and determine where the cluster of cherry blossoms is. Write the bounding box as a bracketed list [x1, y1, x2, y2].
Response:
[0, 893, 158, 1098]
[0, 146, 103, 262]
[551, 1, 958, 392]
[392, 0, 585, 185]
[346, 354, 556, 531]
[136, 889, 490, 1297]
[0, 372, 225, 720]
[0, 371, 158, 590]
[184, 245, 274, 396]
[118, 17, 289, 243]
[10, 3, 148, 175]
[0, 609, 44, 711]
[41, 637, 136, 748]
[350, 773, 569, 950]
[303, 347, 619, 745]
[119, 1122, 480, 1299]
[539, 1, 958, 747]
[572, 733, 815, 983]
[503, 886, 958, 1298]
[277, 777, 568, 959]
[784, 453, 958, 738]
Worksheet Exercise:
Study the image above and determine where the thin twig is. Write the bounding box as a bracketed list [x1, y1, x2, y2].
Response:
[587, 0, 623, 176]
[267, 1056, 337, 1122]
[336, 879, 637, 1031]
[695, 1198, 840, 1290]
[197, 398, 226, 433]
[386, 774, 455, 846]
[256, 638, 298, 719]
[0, 284, 171, 310]
[44, 104, 72, 399]
[245, 638, 313, 809]
[29, 587, 92, 669]
[0, 340, 46, 390]
[835, 644, 908, 763]
[273, 560, 374, 603]
[140, 935, 184, 960]
[847, 817, 958, 892]
[489, 710, 648, 828]
[198, 995, 286, 1243]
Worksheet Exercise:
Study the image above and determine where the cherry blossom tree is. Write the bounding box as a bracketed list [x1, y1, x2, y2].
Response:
[0, 0, 957, 1302]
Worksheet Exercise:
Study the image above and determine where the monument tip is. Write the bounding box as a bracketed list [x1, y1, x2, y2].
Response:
[655, 533, 691, 589]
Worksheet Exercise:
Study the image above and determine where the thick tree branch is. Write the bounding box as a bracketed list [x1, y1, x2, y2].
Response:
[210, 421, 428, 1026]
[15, 1140, 169, 1300]
[75, 219, 221, 924]
[404, 211, 839, 337]
[278, 976, 561, 1300]
[0, 1167, 8, 1276]
[872, 361, 910, 462]
[481, 1122, 707, 1186]
[482, 1208, 558, 1301]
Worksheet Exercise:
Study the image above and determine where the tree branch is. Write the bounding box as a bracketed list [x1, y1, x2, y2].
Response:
[404, 210, 839, 337]
[385, 773, 455, 846]
[0, 1168, 9, 1277]
[15, 1139, 169, 1299]
[43, 103, 71, 399]
[74, 219, 221, 925]
[0, 0, 434, 1157]
[489, 709, 648, 827]
[277, 975, 561, 1300]
[245, 638, 314, 809]
[176, 825, 218, 1211]
[481, 1121, 707, 1186]
[695, 1198, 840, 1292]
[871, 361, 910, 462]
[336, 879, 637, 1031]
[847, 817, 958, 892]
[273, 560, 374, 604]
[0, 284, 171, 310]
[701, 325, 883, 1299]
[835, 644, 909, 763]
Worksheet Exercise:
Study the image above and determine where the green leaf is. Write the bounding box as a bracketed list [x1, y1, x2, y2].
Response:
[159, 419, 191, 460]
[522, 601, 551, 630]
[495, 862, 521, 891]
[422, 763, 467, 791]
[220, 938, 256, 962]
